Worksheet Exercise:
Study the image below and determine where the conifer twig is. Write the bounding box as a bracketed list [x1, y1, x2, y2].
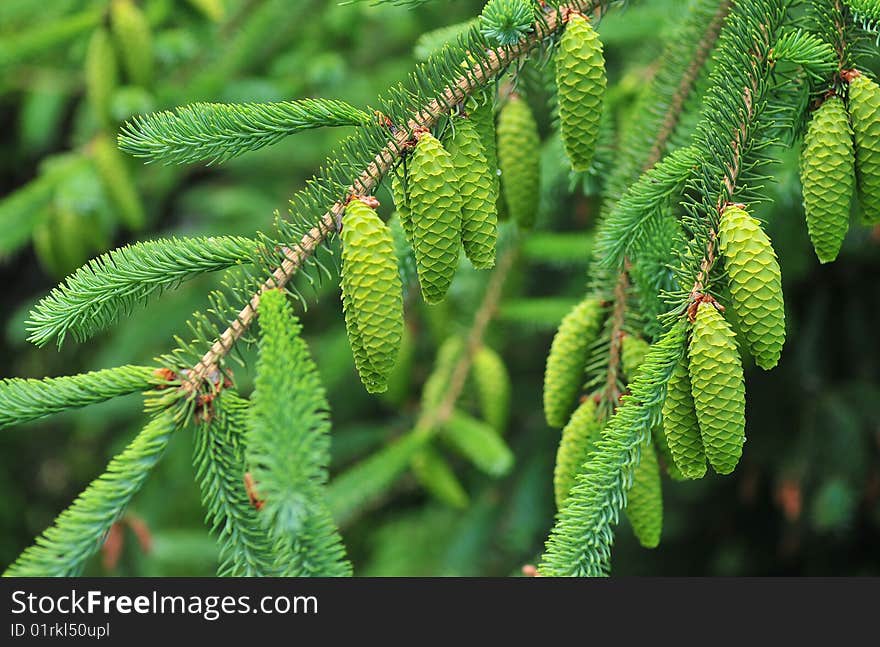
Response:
[599, 0, 732, 410]
[182, 1, 601, 393]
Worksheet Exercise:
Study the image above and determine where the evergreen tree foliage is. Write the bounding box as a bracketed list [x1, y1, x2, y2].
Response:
[2, 0, 879, 578]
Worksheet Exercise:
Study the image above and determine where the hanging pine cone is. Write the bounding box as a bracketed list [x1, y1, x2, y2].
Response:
[92, 133, 146, 231]
[340, 198, 404, 393]
[497, 95, 540, 228]
[543, 297, 604, 428]
[555, 12, 606, 172]
[553, 397, 602, 510]
[471, 346, 510, 435]
[847, 72, 880, 225]
[688, 300, 746, 475]
[446, 117, 498, 269]
[110, 0, 154, 88]
[661, 351, 707, 479]
[408, 132, 463, 304]
[625, 439, 663, 549]
[717, 204, 785, 370]
[468, 93, 498, 178]
[800, 96, 855, 263]
[85, 28, 118, 129]
[390, 170, 413, 244]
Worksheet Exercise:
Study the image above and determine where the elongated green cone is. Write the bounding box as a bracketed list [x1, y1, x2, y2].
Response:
[718, 204, 785, 370]
[340, 199, 404, 393]
[390, 171, 413, 243]
[543, 297, 604, 428]
[468, 94, 498, 178]
[626, 439, 662, 549]
[111, 0, 154, 88]
[800, 96, 855, 263]
[555, 13, 606, 172]
[848, 73, 880, 224]
[471, 345, 510, 435]
[662, 352, 707, 479]
[92, 133, 146, 231]
[497, 95, 540, 228]
[446, 118, 498, 268]
[688, 302, 746, 475]
[85, 28, 118, 129]
[408, 133, 463, 303]
[553, 397, 601, 510]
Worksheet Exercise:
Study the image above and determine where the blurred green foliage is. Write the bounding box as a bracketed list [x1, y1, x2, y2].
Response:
[1, 0, 878, 576]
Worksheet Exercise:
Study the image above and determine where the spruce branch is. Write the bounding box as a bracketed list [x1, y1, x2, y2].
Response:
[27, 236, 260, 348]
[181, 0, 605, 395]
[540, 321, 687, 576]
[119, 100, 373, 166]
[771, 30, 838, 81]
[684, 1, 783, 301]
[3, 409, 178, 577]
[194, 391, 279, 576]
[599, 268, 630, 413]
[544, 0, 791, 576]
[248, 288, 351, 576]
[845, 0, 880, 35]
[0, 365, 163, 432]
[590, 0, 720, 405]
[646, 0, 733, 167]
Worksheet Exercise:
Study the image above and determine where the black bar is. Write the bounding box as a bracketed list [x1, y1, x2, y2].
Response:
[2, 578, 877, 642]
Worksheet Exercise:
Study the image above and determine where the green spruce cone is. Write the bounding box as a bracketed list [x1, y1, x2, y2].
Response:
[92, 133, 146, 231]
[625, 438, 663, 549]
[468, 94, 498, 179]
[718, 204, 785, 370]
[661, 352, 707, 479]
[543, 297, 604, 428]
[111, 0, 154, 88]
[555, 13, 606, 172]
[621, 335, 651, 381]
[446, 117, 498, 268]
[800, 96, 855, 263]
[497, 95, 540, 229]
[85, 28, 118, 129]
[553, 397, 602, 510]
[471, 345, 511, 435]
[408, 132, 463, 304]
[340, 199, 404, 393]
[390, 170, 413, 243]
[466, 90, 501, 226]
[848, 73, 880, 224]
[688, 302, 746, 475]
